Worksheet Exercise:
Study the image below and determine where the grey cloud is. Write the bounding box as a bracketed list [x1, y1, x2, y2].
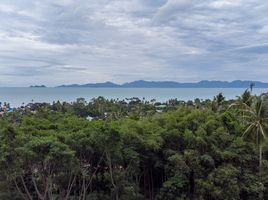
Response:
[0, 0, 267, 86]
[153, 0, 195, 24]
[229, 44, 268, 54]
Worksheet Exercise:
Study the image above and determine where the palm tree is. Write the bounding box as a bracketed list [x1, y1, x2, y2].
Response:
[250, 82, 255, 92]
[239, 95, 268, 169]
[229, 90, 253, 129]
[239, 89, 253, 107]
[212, 92, 225, 112]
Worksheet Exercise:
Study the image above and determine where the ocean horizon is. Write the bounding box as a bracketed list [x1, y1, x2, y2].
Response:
[1, 87, 267, 107]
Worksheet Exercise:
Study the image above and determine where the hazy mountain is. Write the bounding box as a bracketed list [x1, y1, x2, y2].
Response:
[58, 81, 120, 88]
[122, 80, 181, 88]
[57, 80, 268, 88]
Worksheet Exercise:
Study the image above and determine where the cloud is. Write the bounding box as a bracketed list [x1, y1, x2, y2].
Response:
[208, 0, 241, 9]
[0, 0, 267, 86]
[229, 43, 268, 54]
[259, 25, 268, 34]
[153, 0, 194, 23]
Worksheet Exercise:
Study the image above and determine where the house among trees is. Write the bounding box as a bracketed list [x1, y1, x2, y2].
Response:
[0, 102, 13, 117]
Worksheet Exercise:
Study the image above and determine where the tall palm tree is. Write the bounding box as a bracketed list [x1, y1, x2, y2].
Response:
[239, 89, 253, 107]
[212, 92, 225, 112]
[250, 82, 255, 92]
[239, 95, 268, 169]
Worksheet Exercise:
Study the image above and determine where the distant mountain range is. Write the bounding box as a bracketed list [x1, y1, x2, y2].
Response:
[57, 80, 268, 88]
[58, 82, 119, 88]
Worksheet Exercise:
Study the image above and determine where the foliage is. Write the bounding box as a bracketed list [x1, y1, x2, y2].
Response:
[0, 93, 268, 199]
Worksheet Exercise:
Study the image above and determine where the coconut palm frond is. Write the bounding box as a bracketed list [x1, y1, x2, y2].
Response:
[259, 124, 267, 140]
[242, 123, 256, 138]
[238, 109, 256, 116]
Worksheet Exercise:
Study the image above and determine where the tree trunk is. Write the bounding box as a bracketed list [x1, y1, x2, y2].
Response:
[106, 152, 118, 200]
[31, 175, 45, 200]
[259, 144, 263, 171]
[13, 179, 28, 200]
[20, 176, 33, 200]
[64, 175, 76, 200]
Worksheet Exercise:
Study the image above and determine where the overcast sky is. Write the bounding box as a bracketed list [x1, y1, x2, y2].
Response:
[0, 0, 268, 86]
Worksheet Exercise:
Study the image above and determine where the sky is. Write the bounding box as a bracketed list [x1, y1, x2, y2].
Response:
[0, 0, 268, 86]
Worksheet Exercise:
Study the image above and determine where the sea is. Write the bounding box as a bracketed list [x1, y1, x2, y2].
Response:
[0, 87, 267, 108]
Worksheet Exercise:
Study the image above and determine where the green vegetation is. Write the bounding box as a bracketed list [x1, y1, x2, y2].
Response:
[0, 92, 268, 200]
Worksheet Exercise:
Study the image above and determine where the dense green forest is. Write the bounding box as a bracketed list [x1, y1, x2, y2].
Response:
[1, 90, 268, 199]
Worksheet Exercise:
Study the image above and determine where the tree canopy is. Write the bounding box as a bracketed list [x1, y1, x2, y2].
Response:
[0, 92, 268, 199]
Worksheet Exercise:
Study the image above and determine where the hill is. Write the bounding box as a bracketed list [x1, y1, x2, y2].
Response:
[57, 80, 268, 88]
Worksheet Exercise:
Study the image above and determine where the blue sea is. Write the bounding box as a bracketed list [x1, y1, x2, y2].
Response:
[0, 88, 267, 107]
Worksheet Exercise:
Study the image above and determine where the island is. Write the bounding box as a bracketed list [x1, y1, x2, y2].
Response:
[29, 85, 47, 88]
